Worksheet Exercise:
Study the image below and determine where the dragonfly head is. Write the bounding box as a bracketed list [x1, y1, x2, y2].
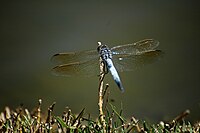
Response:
[97, 41, 102, 47]
[97, 41, 109, 53]
[97, 41, 103, 52]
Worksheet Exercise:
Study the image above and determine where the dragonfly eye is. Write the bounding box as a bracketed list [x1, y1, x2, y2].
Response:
[97, 41, 102, 46]
[97, 42, 108, 52]
[97, 41, 102, 52]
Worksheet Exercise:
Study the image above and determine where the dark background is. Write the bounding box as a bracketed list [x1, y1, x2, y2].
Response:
[0, 1, 200, 122]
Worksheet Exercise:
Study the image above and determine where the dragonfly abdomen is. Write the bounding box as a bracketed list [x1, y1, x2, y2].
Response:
[106, 59, 125, 92]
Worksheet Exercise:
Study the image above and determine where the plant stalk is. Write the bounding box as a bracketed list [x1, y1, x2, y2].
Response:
[98, 58, 106, 132]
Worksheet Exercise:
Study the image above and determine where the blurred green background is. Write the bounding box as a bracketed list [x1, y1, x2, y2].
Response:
[0, 1, 200, 122]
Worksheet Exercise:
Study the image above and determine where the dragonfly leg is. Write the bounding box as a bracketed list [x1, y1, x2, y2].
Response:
[102, 60, 109, 74]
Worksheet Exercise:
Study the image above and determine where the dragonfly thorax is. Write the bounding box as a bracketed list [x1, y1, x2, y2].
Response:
[97, 43, 112, 60]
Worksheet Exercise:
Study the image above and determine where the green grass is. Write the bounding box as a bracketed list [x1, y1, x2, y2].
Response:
[0, 99, 199, 133]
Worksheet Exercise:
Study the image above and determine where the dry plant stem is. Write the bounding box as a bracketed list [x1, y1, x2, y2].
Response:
[131, 116, 141, 132]
[170, 109, 190, 126]
[46, 102, 56, 132]
[173, 109, 190, 122]
[98, 58, 106, 132]
[36, 99, 42, 132]
[37, 99, 42, 124]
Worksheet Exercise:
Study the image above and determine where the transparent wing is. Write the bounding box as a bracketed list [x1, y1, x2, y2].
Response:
[113, 50, 163, 72]
[51, 39, 161, 76]
[51, 49, 98, 65]
[111, 39, 159, 56]
[52, 58, 100, 77]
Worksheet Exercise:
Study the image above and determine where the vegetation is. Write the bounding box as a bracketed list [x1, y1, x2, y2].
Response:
[0, 98, 199, 133]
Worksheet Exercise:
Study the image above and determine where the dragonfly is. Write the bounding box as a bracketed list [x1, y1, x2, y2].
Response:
[51, 39, 162, 92]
